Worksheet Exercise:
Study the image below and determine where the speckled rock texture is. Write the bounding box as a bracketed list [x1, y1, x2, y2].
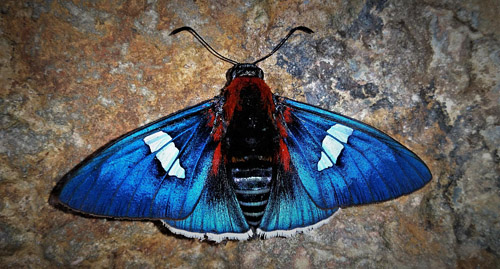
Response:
[1, 0, 498, 268]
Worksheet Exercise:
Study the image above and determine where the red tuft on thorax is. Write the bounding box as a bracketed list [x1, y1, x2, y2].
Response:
[223, 77, 275, 122]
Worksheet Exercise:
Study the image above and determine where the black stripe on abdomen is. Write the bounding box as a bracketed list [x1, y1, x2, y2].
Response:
[231, 163, 272, 227]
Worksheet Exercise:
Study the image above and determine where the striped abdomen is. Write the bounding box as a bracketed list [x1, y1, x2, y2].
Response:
[231, 161, 272, 227]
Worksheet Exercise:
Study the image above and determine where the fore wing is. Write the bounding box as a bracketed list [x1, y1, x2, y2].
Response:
[276, 97, 432, 210]
[51, 100, 250, 241]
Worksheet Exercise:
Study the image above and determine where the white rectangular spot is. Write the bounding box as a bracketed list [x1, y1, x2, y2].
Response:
[319, 136, 344, 171]
[317, 124, 354, 171]
[168, 158, 186, 179]
[318, 151, 333, 171]
[144, 131, 172, 152]
[144, 131, 185, 179]
[327, 124, 353, 143]
[156, 142, 179, 173]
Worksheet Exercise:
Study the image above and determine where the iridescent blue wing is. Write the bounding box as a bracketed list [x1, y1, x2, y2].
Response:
[277, 97, 432, 210]
[257, 161, 339, 237]
[258, 97, 431, 236]
[51, 100, 251, 241]
[161, 164, 252, 242]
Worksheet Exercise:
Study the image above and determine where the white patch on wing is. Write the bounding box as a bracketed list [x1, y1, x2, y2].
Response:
[327, 124, 353, 143]
[256, 209, 341, 239]
[144, 131, 186, 179]
[169, 159, 185, 178]
[143, 131, 172, 152]
[156, 142, 179, 171]
[161, 221, 254, 243]
[317, 124, 353, 171]
[317, 152, 333, 171]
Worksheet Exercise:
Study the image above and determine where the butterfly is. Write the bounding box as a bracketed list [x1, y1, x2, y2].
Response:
[50, 26, 432, 243]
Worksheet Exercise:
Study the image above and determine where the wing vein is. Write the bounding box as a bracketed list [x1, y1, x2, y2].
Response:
[145, 123, 201, 216]
[289, 112, 355, 205]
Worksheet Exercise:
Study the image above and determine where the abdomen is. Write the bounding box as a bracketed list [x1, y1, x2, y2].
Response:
[231, 160, 273, 227]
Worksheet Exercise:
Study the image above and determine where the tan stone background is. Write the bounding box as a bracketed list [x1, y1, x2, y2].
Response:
[1, 0, 499, 267]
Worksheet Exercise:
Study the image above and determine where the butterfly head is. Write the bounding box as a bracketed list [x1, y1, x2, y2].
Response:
[225, 63, 264, 84]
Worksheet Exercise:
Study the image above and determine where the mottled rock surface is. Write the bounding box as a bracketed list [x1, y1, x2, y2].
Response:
[1, 0, 498, 268]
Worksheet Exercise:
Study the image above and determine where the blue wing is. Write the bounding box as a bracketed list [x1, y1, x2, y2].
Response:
[258, 97, 431, 236]
[161, 165, 252, 242]
[277, 97, 432, 210]
[51, 99, 251, 241]
[257, 162, 339, 237]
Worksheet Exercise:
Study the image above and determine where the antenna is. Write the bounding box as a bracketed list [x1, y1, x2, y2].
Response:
[252, 26, 314, 65]
[170, 27, 238, 65]
[170, 26, 314, 65]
